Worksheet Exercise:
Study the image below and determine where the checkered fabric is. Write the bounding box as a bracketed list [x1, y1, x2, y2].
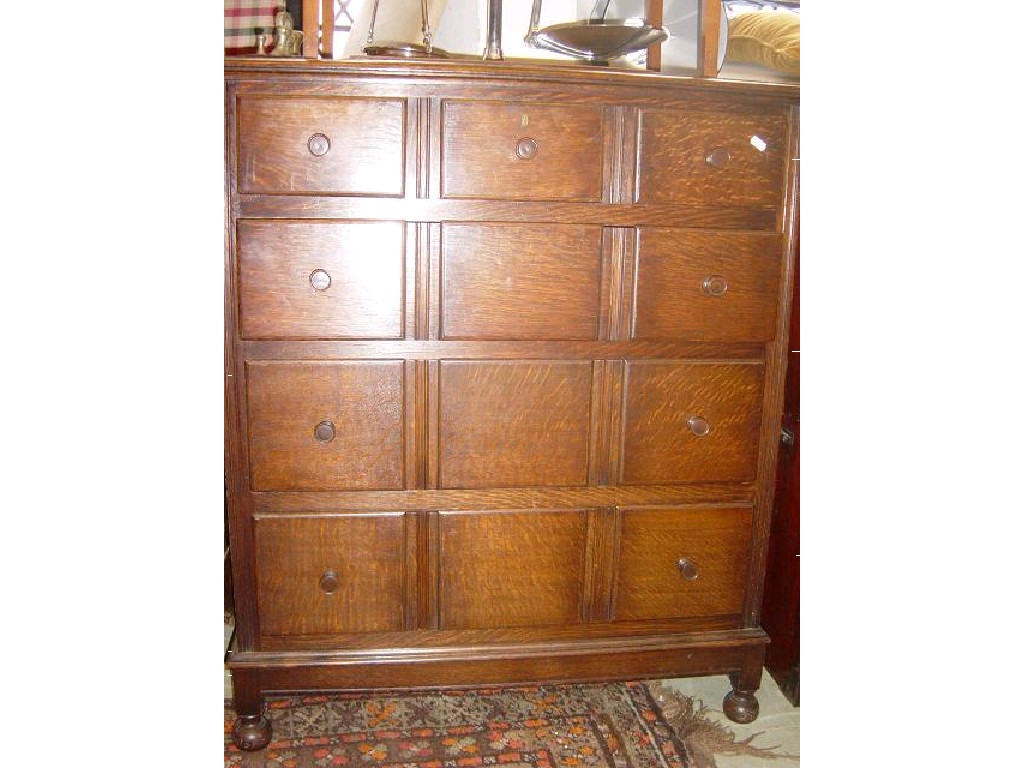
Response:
[225, 0, 284, 55]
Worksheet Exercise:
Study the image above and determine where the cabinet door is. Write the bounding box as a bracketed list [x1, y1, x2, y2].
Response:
[247, 361, 405, 491]
[439, 361, 594, 489]
[438, 509, 589, 629]
[255, 514, 409, 637]
[440, 223, 602, 341]
[237, 220, 405, 340]
[237, 96, 405, 195]
[636, 108, 787, 206]
[633, 229, 782, 343]
[613, 506, 752, 623]
[620, 361, 763, 484]
[441, 100, 604, 201]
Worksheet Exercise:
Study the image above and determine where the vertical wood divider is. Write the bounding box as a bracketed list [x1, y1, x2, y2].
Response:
[320, 0, 334, 58]
[644, 0, 663, 71]
[301, 0, 319, 58]
[429, 98, 443, 200]
[588, 360, 608, 487]
[426, 360, 440, 490]
[699, 0, 723, 77]
[743, 108, 800, 625]
[606, 360, 626, 486]
[421, 510, 441, 628]
[404, 511, 419, 629]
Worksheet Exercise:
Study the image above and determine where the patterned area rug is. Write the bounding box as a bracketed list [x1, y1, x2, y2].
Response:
[225, 681, 787, 768]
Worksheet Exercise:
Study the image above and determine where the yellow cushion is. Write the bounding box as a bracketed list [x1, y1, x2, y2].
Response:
[726, 11, 800, 76]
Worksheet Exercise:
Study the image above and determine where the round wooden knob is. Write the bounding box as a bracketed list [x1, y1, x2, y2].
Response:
[313, 420, 336, 443]
[687, 416, 711, 437]
[705, 147, 730, 168]
[677, 557, 700, 581]
[307, 133, 331, 157]
[515, 137, 539, 160]
[702, 274, 729, 297]
[319, 570, 340, 594]
[309, 269, 331, 291]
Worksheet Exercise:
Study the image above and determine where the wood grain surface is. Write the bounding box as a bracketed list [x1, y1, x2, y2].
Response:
[632, 228, 782, 342]
[438, 509, 588, 629]
[612, 506, 752, 622]
[637, 108, 787, 206]
[237, 96, 406, 195]
[620, 362, 764, 483]
[238, 220, 405, 339]
[441, 100, 604, 201]
[438, 361, 594, 489]
[246, 361, 405, 490]
[255, 514, 408, 636]
[440, 223, 603, 340]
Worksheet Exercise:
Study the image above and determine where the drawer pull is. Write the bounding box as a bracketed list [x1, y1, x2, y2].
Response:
[687, 416, 711, 437]
[676, 557, 700, 581]
[704, 147, 731, 168]
[702, 274, 729, 297]
[309, 269, 332, 291]
[307, 132, 332, 157]
[313, 420, 336, 443]
[515, 137, 539, 160]
[319, 570, 340, 594]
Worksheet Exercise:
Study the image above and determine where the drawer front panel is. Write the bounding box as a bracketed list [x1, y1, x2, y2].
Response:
[255, 514, 408, 636]
[247, 361, 405, 491]
[441, 101, 604, 201]
[439, 361, 593, 489]
[439, 509, 588, 629]
[613, 506, 752, 622]
[441, 223, 602, 340]
[237, 96, 405, 195]
[238, 220, 405, 340]
[636, 109, 787, 206]
[620, 362, 763, 484]
[633, 229, 782, 342]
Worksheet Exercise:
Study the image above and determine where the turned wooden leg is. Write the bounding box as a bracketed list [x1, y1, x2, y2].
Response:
[230, 670, 272, 751]
[723, 649, 763, 724]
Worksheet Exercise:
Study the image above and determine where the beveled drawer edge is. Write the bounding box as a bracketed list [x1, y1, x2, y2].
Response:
[250, 484, 757, 514]
[229, 626, 769, 667]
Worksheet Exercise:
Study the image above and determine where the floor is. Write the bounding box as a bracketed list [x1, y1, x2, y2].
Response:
[224, 620, 799, 766]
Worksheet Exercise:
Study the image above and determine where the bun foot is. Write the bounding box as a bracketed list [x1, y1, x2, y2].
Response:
[232, 714, 272, 751]
[723, 689, 759, 724]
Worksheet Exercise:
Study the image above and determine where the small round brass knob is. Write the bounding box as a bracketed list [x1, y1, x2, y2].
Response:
[319, 570, 340, 594]
[702, 275, 729, 297]
[309, 269, 331, 291]
[677, 557, 700, 581]
[313, 420, 336, 443]
[515, 137, 539, 160]
[705, 147, 730, 168]
[687, 416, 711, 437]
[307, 132, 331, 157]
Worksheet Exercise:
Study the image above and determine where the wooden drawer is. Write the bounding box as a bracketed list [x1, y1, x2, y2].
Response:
[255, 514, 409, 636]
[237, 220, 405, 340]
[440, 223, 602, 340]
[439, 360, 594, 489]
[636, 109, 787, 206]
[441, 100, 604, 201]
[620, 362, 763, 484]
[633, 229, 782, 342]
[247, 361, 405, 491]
[613, 506, 752, 622]
[236, 96, 405, 195]
[438, 509, 588, 629]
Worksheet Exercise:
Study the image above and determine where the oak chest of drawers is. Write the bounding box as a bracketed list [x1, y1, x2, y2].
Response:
[224, 58, 799, 751]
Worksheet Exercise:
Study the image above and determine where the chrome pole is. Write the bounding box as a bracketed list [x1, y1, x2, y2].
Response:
[483, 0, 503, 60]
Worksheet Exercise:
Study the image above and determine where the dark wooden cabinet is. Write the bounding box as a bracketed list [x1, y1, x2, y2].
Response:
[224, 58, 799, 751]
